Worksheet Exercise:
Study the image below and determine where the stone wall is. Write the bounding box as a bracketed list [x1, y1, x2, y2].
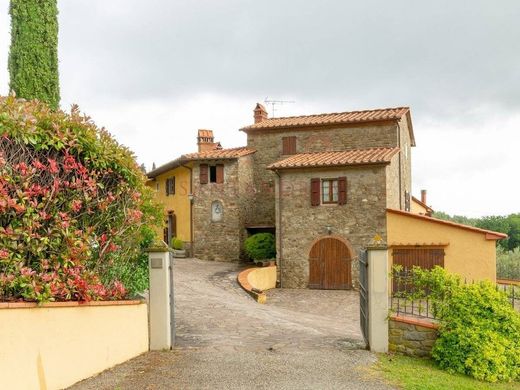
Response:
[192, 159, 243, 261]
[246, 123, 402, 226]
[385, 154, 401, 209]
[275, 165, 388, 288]
[389, 316, 439, 357]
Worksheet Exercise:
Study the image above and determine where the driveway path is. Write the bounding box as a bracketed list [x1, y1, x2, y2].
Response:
[70, 258, 393, 390]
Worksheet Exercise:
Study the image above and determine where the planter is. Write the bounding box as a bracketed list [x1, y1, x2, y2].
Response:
[253, 259, 276, 267]
[173, 249, 187, 258]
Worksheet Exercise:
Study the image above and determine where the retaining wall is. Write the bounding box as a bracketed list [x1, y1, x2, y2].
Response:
[388, 315, 439, 357]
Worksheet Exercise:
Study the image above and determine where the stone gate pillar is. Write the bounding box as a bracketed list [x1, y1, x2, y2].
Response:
[367, 246, 389, 352]
[148, 243, 174, 350]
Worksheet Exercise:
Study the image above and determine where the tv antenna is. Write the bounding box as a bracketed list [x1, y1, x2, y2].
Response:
[264, 97, 295, 117]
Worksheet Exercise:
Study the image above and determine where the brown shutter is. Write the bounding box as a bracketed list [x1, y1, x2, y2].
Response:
[172, 177, 176, 194]
[216, 164, 224, 184]
[310, 178, 320, 206]
[338, 176, 347, 205]
[200, 164, 208, 184]
[282, 136, 296, 155]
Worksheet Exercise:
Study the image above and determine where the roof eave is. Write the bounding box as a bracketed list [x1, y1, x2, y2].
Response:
[267, 161, 392, 171]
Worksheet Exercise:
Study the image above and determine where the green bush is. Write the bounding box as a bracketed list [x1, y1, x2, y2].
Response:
[0, 96, 160, 302]
[497, 247, 520, 280]
[406, 267, 520, 382]
[244, 233, 275, 261]
[172, 237, 184, 250]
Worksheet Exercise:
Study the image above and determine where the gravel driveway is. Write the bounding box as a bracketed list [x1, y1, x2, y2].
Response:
[70, 258, 393, 390]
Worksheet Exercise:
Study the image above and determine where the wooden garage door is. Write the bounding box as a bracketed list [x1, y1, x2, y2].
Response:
[392, 248, 445, 270]
[392, 247, 445, 293]
[309, 238, 352, 290]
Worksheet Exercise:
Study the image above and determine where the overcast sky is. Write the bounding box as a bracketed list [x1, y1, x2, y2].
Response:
[1, 1, 519, 217]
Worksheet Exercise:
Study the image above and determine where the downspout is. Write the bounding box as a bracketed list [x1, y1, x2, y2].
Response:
[274, 169, 283, 288]
[397, 121, 403, 210]
[181, 164, 194, 255]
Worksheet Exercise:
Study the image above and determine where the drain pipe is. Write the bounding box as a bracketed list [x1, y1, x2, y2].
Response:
[397, 121, 403, 210]
[181, 164, 194, 254]
[274, 169, 283, 288]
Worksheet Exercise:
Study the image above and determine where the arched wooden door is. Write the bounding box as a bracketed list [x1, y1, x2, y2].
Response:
[309, 237, 352, 289]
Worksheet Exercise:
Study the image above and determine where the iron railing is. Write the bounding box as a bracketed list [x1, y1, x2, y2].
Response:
[391, 269, 519, 319]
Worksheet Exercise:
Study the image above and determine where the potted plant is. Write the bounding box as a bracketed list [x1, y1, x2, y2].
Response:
[171, 237, 186, 258]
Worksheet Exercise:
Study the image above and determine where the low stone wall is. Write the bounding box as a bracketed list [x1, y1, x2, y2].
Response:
[0, 300, 148, 389]
[238, 265, 277, 304]
[389, 315, 439, 357]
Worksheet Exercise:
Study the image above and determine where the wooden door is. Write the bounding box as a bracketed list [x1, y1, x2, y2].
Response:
[392, 247, 445, 293]
[309, 238, 352, 289]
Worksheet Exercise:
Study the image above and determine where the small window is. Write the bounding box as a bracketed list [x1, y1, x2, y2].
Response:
[156, 183, 159, 191]
[322, 179, 338, 204]
[166, 177, 175, 196]
[209, 166, 217, 183]
[282, 136, 297, 155]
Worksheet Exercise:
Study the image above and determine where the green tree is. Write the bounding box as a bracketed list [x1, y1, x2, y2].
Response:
[8, 0, 60, 109]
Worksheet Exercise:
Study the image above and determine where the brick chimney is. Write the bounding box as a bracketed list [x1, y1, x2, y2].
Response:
[197, 129, 220, 152]
[254, 103, 268, 124]
[421, 189, 427, 205]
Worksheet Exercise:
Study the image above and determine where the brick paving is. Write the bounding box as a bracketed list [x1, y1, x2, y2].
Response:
[70, 258, 393, 389]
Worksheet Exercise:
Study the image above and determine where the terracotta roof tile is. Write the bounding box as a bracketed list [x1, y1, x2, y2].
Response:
[241, 107, 410, 131]
[147, 147, 255, 178]
[183, 147, 256, 160]
[387, 208, 508, 240]
[267, 147, 399, 170]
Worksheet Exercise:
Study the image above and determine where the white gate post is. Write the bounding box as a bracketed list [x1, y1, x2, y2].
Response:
[367, 246, 389, 352]
[148, 243, 173, 350]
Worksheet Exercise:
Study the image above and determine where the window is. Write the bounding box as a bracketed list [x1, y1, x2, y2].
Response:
[201, 164, 224, 184]
[282, 136, 297, 155]
[156, 182, 159, 191]
[322, 179, 338, 203]
[311, 177, 347, 206]
[166, 177, 175, 195]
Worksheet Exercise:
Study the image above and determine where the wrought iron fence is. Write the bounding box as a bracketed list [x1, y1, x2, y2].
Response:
[391, 269, 519, 319]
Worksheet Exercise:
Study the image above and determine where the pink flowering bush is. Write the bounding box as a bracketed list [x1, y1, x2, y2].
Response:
[0, 96, 159, 302]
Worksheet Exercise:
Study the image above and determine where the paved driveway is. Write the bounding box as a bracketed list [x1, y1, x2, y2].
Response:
[70, 258, 392, 390]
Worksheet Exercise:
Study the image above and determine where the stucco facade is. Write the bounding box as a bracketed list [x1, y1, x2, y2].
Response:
[387, 209, 505, 282]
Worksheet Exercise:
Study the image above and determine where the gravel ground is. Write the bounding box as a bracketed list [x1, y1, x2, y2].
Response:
[69, 258, 394, 390]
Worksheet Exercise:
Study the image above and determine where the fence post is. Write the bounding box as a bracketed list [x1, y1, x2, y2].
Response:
[367, 246, 389, 353]
[147, 242, 173, 350]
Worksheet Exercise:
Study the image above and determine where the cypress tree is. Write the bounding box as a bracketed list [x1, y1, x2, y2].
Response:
[8, 0, 60, 109]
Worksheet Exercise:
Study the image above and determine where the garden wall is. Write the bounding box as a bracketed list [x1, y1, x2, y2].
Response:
[388, 315, 438, 357]
[0, 300, 148, 390]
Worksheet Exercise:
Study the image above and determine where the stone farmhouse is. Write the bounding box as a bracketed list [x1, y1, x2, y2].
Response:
[147, 104, 506, 289]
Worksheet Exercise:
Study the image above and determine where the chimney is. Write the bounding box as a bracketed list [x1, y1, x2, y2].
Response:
[254, 103, 268, 124]
[197, 129, 219, 152]
[421, 189, 427, 205]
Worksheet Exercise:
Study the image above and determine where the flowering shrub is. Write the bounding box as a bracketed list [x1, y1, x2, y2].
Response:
[0, 96, 159, 302]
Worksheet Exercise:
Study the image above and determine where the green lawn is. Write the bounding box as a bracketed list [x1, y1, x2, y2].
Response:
[375, 354, 520, 390]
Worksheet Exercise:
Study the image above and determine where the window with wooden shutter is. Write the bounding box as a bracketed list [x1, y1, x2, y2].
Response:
[165, 177, 175, 196]
[338, 176, 347, 205]
[216, 164, 224, 184]
[310, 178, 320, 206]
[200, 164, 208, 184]
[282, 136, 297, 155]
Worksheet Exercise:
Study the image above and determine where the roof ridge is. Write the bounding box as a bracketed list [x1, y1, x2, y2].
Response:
[257, 106, 409, 122]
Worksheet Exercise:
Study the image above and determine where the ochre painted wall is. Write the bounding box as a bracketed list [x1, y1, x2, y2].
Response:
[147, 166, 191, 243]
[387, 211, 497, 282]
[0, 302, 148, 390]
[410, 198, 429, 215]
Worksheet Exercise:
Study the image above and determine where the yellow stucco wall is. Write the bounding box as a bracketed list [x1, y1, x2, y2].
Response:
[147, 166, 191, 242]
[410, 198, 429, 215]
[387, 211, 497, 282]
[0, 302, 148, 390]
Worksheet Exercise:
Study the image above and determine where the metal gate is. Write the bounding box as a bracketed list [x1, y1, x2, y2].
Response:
[359, 249, 369, 348]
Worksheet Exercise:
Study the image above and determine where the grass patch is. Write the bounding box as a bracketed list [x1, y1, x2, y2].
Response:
[376, 354, 520, 390]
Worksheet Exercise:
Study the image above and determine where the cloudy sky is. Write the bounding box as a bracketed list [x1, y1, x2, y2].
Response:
[0, 1, 519, 217]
